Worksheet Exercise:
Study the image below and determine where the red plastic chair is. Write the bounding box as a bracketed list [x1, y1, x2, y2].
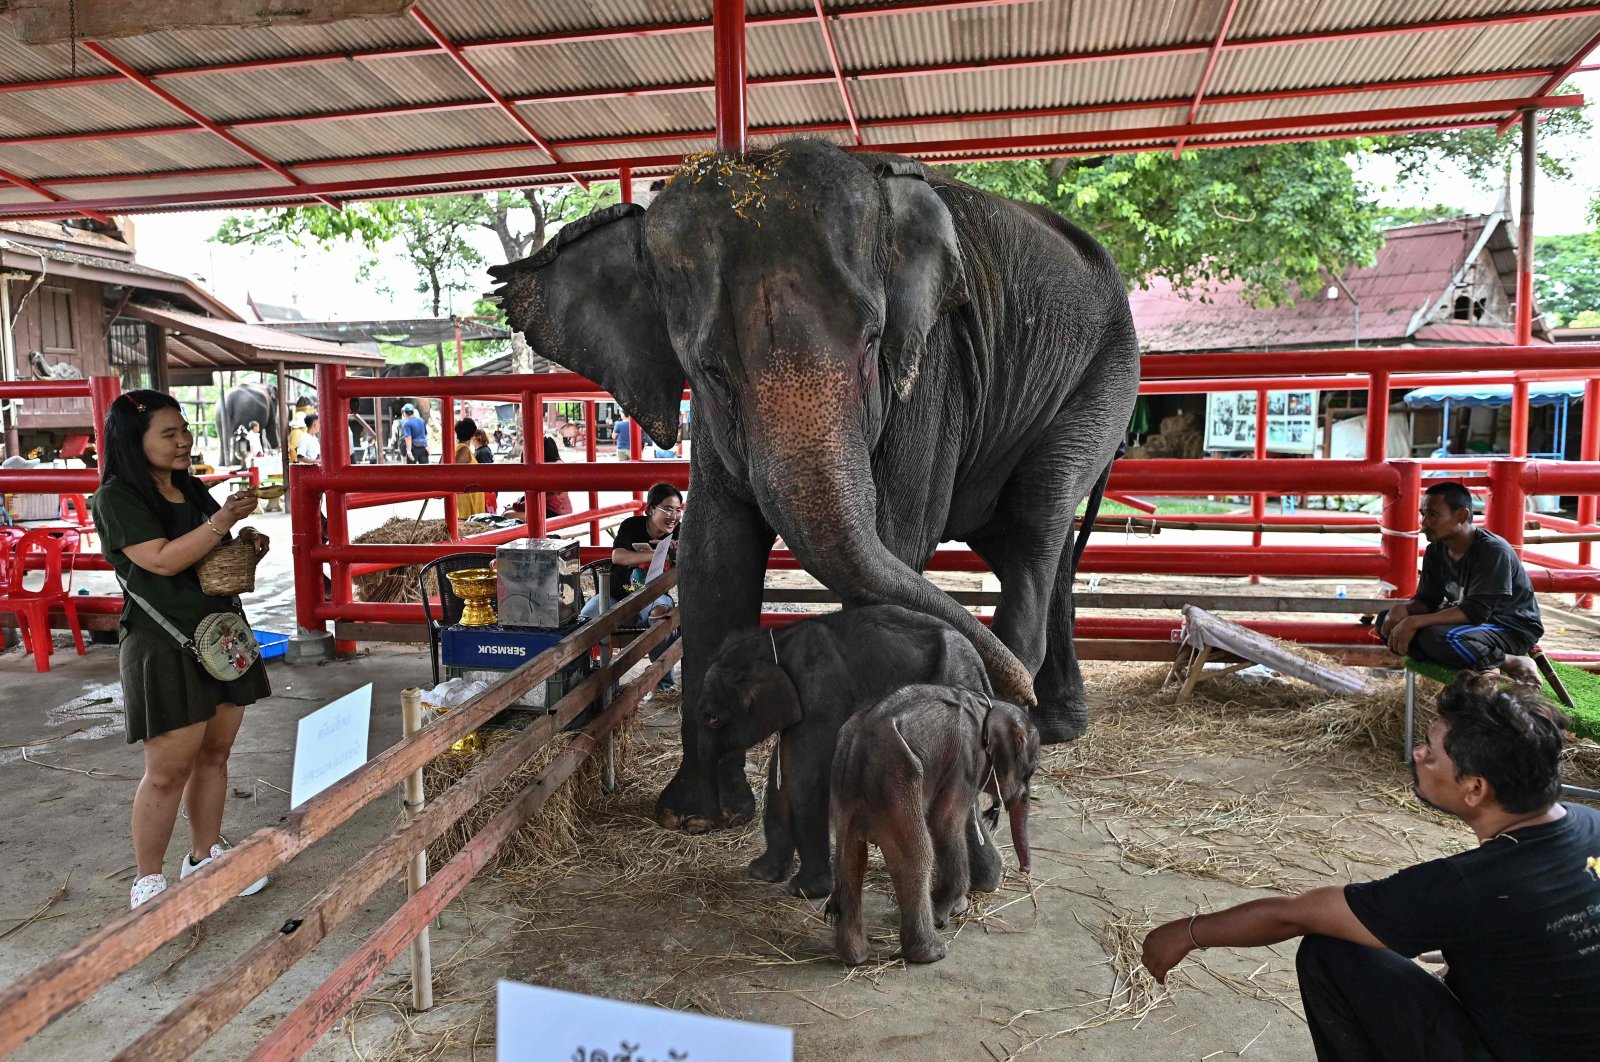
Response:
[0, 528, 86, 672]
[59, 493, 91, 529]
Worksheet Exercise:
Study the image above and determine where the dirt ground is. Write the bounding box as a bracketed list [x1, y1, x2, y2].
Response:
[2, 525, 1596, 1060]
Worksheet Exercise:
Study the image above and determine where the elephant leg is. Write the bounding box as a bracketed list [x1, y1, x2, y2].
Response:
[931, 794, 972, 928]
[967, 809, 1003, 893]
[981, 389, 1129, 744]
[785, 744, 835, 899]
[882, 813, 944, 964]
[654, 461, 775, 832]
[833, 827, 870, 966]
[748, 754, 795, 882]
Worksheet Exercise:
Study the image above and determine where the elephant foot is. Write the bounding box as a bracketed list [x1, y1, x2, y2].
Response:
[836, 928, 868, 967]
[933, 893, 969, 929]
[785, 867, 833, 900]
[901, 933, 947, 964]
[748, 849, 793, 883]
[1030, 699, 1087, 746]
[653, 755, 756, 832]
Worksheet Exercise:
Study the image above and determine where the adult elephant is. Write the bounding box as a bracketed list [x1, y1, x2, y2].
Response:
[492, 139, 1139, 831]
[216, 383, 278, 462]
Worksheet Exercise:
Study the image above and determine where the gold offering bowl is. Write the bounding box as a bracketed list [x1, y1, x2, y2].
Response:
[446, 568, 498, 627]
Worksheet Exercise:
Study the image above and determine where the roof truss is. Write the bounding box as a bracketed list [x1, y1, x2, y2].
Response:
[0, 0, 1594, 218]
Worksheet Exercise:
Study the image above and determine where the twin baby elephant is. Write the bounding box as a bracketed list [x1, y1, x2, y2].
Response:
[700, 605, 1042, 965]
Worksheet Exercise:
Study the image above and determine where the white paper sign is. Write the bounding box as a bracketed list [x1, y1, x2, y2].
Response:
[290, 684, 372, 808]
[644, 530, 675, 584]
[496, 980, 792, 1061]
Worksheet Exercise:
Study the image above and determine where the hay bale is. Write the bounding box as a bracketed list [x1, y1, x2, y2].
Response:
[352, 516, 451, 603]
[420, 706, 648, 874]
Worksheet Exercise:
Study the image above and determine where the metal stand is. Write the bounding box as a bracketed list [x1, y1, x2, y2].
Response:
[1403, 669, 1416, 764]
[599, 635, 616, 794]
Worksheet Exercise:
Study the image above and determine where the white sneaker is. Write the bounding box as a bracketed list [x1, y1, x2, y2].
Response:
[182, 838, 268, 897]
[130, 873, 167, 909]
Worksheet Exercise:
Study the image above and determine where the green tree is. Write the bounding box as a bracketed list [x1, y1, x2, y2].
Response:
[1533, 232, 1600, 327]
[949, 141, 1386, 305]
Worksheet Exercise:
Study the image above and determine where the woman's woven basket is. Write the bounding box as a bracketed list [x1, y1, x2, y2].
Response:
[196, 526, 265, 596]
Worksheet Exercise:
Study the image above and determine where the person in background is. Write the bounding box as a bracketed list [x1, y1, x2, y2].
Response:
[614, 418, 632, 460]
[91, 390, 271, 909]
[1379, 480, 1544, 685]
[285, 412, 307, 463]
[293, 413, 320, 465]
[400, 403, 429, 464]
[473, 428, 497, 514]
[578, 481, 682, 689]
[453, 417, 486, 520]
[1140, 672, 1598, 1060]
[542, 430, 573, 520]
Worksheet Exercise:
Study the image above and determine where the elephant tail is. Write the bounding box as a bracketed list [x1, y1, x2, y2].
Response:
[1070, 445, 1121, 574]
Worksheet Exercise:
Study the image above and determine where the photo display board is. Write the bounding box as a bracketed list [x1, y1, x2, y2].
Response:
[1204, 390, 1318, 454]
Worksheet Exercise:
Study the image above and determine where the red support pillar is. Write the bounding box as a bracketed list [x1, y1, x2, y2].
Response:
[1249, 387, 1267, 582]
[619, 163, 632, 205]
[441, 397, 458, 539]
[1510, 377, 1530, 458]
[1365, 370, 1390, 461]
[585, 398, 600, 546]
[713, 0, 747, 154]
[1383, 459, 1422, 598]
[1485, 459, 1528, 547]
[1515, 108, 1536, 347]
[525, 390, 547, 538]
[88, 376, 120, 441]
[1578, 378, 1599, 608]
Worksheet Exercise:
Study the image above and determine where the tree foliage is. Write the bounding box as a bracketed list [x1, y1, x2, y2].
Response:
[1372, 94, 1591, 186]
[212, 184, 617, 317]
[1533, 232, 1600, 327]
[948, 141, 1385, 305]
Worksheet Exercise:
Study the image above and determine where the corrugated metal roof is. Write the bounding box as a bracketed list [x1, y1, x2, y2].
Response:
[0, 0, 1593, 218]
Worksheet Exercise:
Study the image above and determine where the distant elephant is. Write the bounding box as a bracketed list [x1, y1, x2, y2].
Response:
[701, 605, 994, 899]
[492, 138, 1139, 833]
[345, 362, 429, 457]
[830, 686, 1040, 965]
[216, 383, 278, 463]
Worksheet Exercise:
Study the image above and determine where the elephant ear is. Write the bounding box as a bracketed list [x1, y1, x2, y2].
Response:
[874, 159, 969, 402]
[490, 203, 683, 446]
[746, 665, 804, 742]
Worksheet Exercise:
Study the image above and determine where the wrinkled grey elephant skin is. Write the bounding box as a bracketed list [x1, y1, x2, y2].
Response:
[831, 686, 1041, 965]
[491, 138, 1140, 832]
[700, 605, 996, 899]
[216, 382, 278, 460]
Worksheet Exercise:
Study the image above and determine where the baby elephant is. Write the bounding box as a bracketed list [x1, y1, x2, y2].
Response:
[700, 605, 994, 899]
[831, 685, 1041, 966]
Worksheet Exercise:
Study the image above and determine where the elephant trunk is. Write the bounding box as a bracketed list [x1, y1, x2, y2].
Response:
[1007, 796, 1031, 874]
[748, 413, 1035, 706]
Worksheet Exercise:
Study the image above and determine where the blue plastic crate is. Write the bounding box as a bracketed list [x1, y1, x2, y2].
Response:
[254, 629, 289, 660]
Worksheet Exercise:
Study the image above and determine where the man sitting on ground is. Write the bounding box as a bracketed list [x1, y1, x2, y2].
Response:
[1142, 672, 1598, 1060]
[1380, 479, 1543, 685]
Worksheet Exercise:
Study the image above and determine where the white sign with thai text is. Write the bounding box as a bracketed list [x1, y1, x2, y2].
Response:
[290, 683, 372, 808]
[496, 980, 793, 1061]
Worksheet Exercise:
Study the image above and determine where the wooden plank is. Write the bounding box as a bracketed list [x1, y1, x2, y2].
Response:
[1181, 605, 1375, 697]
[246, 644, 680, 1061]
[0, 569, 676, 1058]
[331, 620, 428, 643]
[117, 619, 675, 1061]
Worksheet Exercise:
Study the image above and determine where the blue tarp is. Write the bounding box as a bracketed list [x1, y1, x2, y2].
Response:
[1402, 381, 1587, 409]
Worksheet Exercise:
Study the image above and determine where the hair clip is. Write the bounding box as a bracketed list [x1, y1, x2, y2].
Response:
[132, 399, 146, 413]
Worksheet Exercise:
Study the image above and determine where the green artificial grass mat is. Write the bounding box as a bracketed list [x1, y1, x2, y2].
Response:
[1405, 657, 1600, 741]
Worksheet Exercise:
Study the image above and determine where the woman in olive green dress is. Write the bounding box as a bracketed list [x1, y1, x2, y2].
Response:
[92, 390, 271, 909]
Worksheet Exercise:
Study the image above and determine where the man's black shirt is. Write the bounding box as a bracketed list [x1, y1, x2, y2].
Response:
[1415, 527, 1543, 646]
[1345, 803, 1600, 1060]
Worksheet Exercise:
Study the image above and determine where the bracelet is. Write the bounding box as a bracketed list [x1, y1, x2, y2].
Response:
[1187, 913, 1208, 951]
[205, 518, 227, 538]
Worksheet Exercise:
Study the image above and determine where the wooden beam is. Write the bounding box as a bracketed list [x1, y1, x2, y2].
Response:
[100, 288, 132, 340]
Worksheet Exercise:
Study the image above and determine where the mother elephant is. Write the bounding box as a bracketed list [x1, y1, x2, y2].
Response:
[492, 139, 1138, 831]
